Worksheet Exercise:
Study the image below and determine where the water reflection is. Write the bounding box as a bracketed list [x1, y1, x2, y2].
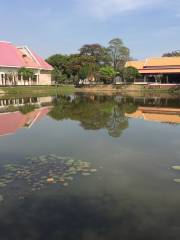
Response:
[0, 93, 180, 138]
[48, 93, 180, 136]
[0, 93, 179, 239]
[49, 95, 129, 138]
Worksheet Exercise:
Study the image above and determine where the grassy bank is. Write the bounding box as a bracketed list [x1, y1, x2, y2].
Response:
[0, 85, 76, 97]
[0, 85, 179, 98]
[81, 84, 180, 94]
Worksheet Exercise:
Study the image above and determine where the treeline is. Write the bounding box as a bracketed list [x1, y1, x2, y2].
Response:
[46, 38, 140, 84]
[162, 50, 180, 57]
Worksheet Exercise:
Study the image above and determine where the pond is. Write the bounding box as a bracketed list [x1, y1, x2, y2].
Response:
[0, 92, 180, 240]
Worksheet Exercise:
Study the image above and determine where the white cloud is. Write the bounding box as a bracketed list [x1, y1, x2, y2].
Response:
[75, 0, 162, 19]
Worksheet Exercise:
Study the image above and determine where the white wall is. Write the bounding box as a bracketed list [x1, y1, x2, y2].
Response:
[0, 67, 52, 85]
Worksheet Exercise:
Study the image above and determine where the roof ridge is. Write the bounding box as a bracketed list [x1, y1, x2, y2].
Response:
[17, 46, 41, 68]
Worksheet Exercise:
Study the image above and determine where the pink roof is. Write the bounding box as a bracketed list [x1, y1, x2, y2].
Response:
[0, 41, 53, 70]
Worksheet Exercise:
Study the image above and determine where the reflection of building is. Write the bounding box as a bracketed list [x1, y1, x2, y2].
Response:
[0, 41, 53, 85]
[0, 107, 50, 137]
[126, 107, 180, 124]
[0, 96, 53, 110]
[126, 57, 180, 84]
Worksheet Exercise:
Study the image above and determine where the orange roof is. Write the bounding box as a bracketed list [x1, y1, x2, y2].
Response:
[125, 60, 145, 69]
[144, 57, 180, 67]
[140, 68, 180, 74]
[126, 57, 180, 74]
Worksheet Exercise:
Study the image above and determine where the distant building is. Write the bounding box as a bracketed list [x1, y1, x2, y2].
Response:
[126, 57, 180, 84]
[0, 41, 53, 85]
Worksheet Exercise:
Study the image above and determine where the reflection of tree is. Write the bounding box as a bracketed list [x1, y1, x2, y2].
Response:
[107, 106, 129, 138]
[49, 95, 131, 138]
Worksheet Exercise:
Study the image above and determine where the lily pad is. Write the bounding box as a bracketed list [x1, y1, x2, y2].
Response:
[172, 166, 180, 171]
[63, 182, 69, 187]
[174, 179, 180, 183]
[0, 195, 4, 202]
[82, 172, 91, 176]
[0, 154, 98, 199]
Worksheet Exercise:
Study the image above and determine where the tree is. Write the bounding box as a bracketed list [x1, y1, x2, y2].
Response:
[108, 38, 130, 70]
[48, 95, 129, 137]
[162, 50, 180, 57]
[79, 44, 103, 57]
[99, 66, 117, 83]
[52, 68, 67, 84]
[18, 68, 34, 80]
[46, 54, 69, 70]
[68, 54, 98, 81]
[79, 44, 111, 66]
[79, 65, 90, 80]
[122, 66, 140, 82]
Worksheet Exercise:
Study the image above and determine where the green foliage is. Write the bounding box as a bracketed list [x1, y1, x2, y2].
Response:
[79, 65, 90, 80]
[46, 38, 132, 84]
[121, 103, 138, 114]
[79, 44, 111, 66]
[18, 104, 36, 114]
[49, 95, 129, 138]
[46, 54, 69, 70]
[122, 66, 140, 81]
[99, 66, 117, 81]
[18, 68, 34, 80]
[52, 68, 67, 84]
[108, 38, 130, 70]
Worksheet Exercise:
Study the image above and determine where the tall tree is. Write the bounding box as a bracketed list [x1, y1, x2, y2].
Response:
[108, 38, 130, 70]
[79, 44, 111, 66]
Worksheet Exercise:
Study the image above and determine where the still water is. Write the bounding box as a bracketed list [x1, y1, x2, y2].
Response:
[0, 93, 179, 240]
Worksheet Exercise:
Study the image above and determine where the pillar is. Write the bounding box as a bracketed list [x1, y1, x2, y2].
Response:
[166, 75, 169, 84]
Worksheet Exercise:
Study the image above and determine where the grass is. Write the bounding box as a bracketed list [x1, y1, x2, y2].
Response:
[0, 84, 179, 98]
[0, 85, 77, 98]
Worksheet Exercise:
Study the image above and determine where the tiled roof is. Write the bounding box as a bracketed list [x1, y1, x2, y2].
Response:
[126, 57, 180, 74]
[125, 60, 145, 69]
[0, 41, 53, 70]
[140, 69, 180, 74]
[144, 57, 180, 67]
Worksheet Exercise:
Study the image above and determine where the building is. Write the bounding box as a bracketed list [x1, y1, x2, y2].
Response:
[0, 41, 53, 86]
[126, 57, 180, 85]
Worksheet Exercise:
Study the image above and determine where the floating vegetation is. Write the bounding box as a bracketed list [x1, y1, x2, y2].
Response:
[0, 154, 98, 201]
[172, 166, 180, 171]
[0, 195, 3, 202]
[174, 179, 180, 183]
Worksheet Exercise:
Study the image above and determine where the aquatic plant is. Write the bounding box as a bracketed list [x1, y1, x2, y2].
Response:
[172, 166, 180, 171]
[0, 154, 98, 202]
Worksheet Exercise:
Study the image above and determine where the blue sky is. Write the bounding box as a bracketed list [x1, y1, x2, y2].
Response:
[1, 0, 180, 59]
